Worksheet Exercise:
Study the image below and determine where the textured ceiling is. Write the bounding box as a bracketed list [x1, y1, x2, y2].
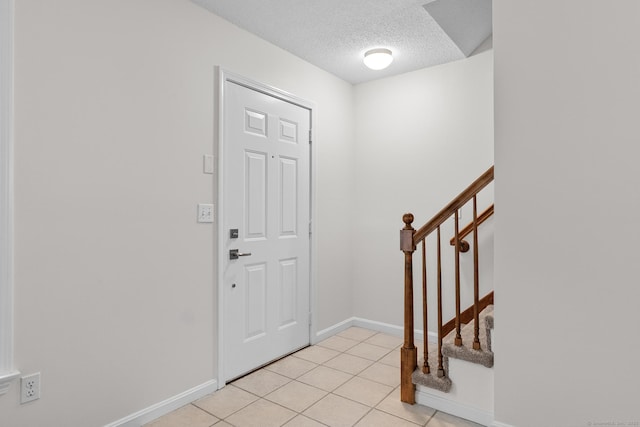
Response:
[192, 0, 492, 85]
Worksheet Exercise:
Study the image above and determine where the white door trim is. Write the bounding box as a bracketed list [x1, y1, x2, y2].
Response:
[0, 0, 20, 395]
[216, 68, 317, 387]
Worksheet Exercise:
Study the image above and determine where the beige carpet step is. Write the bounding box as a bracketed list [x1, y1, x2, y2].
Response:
[411, 342, 452, 393]
[442, 305, 493, 368]
[412, 305, 494, 392]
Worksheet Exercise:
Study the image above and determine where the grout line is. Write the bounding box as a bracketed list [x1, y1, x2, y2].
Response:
[351, 405, 375, 426]
[262, 379, 330, 414]
[424, 411, 438, 426]
[188, 403, 221, 421]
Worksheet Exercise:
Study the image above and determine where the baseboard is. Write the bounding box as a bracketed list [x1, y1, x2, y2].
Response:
[0, 370, 20, 395]
[314, 316, 437, 344]
[104, 379, 218, 427]
[416, 387, 494, 426]
[491, 421, 515, 427]
[313, 317, 355, 343]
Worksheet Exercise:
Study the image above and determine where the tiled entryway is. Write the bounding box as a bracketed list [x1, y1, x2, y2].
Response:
[146, 327, 482, 427]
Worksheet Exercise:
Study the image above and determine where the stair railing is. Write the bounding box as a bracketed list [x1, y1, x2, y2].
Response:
[400, 166, 494, 404]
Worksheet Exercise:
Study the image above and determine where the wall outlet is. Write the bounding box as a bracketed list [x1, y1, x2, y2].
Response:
[21, 373, 40, 404]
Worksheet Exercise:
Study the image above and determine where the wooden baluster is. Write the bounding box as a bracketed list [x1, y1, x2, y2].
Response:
[400, 214, 417, 404]
[436, 226, 445, 377]
[421, 240, 429, 374]
[454, 210, 462, 347]
[473, 196, 481, 350]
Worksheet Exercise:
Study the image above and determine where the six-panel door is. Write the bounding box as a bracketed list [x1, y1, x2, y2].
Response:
[223, 81, 311, 381]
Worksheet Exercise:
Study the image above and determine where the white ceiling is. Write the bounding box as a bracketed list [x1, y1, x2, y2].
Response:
[192, 0, 492, 85]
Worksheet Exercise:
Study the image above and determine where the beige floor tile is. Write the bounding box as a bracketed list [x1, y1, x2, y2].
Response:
[232, 369, 291, 397]
[303, 393, 370, 427]
[376, 387, 435, 425]
[355, 409, 420, 427]
[297, 365, 353, 392]
[265, 380, 327, 413]
[283, 415, 327, 427]
[225, 399, 296, 427]
[346, 342, 392, 361]
[378, 348, 401, 367]
[264, 356, 318, 379]
[337, 327, 377, 341]
[213, 422, 234, 427]
[294, 345, 340, 364]
[145, 404, 218, 427]
[194, 385, 258, 419]
[333, 376, 393, 407]
[358, 362, 401, 387]
[316, 335, 360, 352]
[365, 333, 404, 349]
[426, 411, 483, 427]
[324, 353, 374, 375]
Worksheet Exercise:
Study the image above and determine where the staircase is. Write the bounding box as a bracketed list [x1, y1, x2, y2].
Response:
[413, 304, 493, 392]
[400, 166, 495, 425]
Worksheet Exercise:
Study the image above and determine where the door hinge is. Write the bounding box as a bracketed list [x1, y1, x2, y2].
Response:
[309, 129, 312, 144]
[309, 312, 312, 326]
[309, 221, 312, 236]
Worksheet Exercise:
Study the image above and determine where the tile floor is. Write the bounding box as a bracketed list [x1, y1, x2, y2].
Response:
[146, 327, 482, 427]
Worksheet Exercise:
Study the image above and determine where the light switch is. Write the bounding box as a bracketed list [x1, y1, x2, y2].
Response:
[203, 155, 215, 174]
[198, 204, 214, 223]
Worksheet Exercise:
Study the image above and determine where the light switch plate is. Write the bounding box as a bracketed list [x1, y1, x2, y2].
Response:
[198, 204, 214, 223]
[203, 155, 215, 174]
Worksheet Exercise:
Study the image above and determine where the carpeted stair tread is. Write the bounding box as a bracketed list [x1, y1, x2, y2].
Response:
[413, 305, 494, 393]
[442, 305, 494, 368]
[484, 305, 494, 328]
[412, 342, 452, 393]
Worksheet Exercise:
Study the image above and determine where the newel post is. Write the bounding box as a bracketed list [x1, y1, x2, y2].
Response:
[400, 213, 417, 404]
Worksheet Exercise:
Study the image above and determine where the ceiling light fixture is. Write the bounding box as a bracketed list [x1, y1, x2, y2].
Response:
[363, 48, 393, 70]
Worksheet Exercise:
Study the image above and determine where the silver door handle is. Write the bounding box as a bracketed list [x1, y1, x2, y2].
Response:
[230, 249, 252, 260]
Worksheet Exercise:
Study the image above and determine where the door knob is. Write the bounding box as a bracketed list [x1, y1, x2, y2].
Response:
[229, 249, 252, 260]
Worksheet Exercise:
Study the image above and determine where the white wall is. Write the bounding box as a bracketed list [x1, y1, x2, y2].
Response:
[352, 45, 494, 330]
[494, 1, 640, 426]
[0, 0, 355, 425]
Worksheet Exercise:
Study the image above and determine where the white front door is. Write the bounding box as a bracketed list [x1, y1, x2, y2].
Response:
[222, 79, 311, 382]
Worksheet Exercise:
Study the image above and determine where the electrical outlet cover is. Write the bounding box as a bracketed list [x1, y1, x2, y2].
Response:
[21, 373, 40, 404]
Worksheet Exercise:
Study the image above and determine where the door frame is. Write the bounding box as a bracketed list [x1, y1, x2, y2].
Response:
[0, 0, 20, 395]
[216, 68, 318, 387]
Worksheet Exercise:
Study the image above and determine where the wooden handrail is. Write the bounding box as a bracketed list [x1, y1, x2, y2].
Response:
[449, 204, 494, 252]
[413, 166, 494, 244]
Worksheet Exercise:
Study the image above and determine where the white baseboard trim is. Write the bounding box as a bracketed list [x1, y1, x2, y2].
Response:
[313, 317, 355, 343]
[416, 388, 494, 427]
[0, 370, 20, 395]
[314, 317, 437, 344]
[105, 379, 218, 427]
[491, 421, 515, 427]
[352, 317, 406, 338]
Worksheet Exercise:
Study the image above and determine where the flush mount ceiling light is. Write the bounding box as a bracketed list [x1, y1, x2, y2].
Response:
[363, 48, 393, 70]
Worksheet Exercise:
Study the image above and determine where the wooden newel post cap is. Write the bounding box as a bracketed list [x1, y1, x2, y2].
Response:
[400, 213, 415, 252]
[403, 213, 414, 228]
